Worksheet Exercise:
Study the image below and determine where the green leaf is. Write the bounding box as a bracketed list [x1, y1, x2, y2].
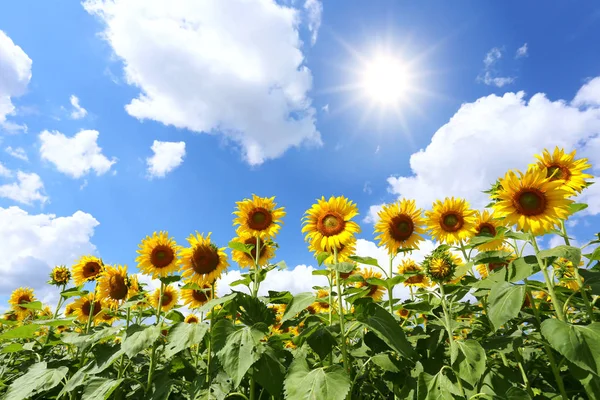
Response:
[235, 293, 275, 326]
[349, 255, 380, 267]
[451, 339, 486, 386]
[417, 370, 460, 400]
[253, 348, 286, 397]
[473, 250, 511, 265]
[0, 323, 40, 340]
[34, 317, 75, 326]
[216, 324, 265, 388]
[164, 310, 185, 323]
[538, 245, 581, 266]
[331, 262, 356, 274]
[569, 361, 600, 400]
[87, 344, 125, 374]
[211, 319, 237, 353]
[180, 282, 204, 290]
[61, 286, 85, 298]
[587, 247, 600, 262]
[164, 322, 208, 359]
[17, 300, 43, 310]
[371, 353, 400, 373]
[4, 362, 68, 400]
[268, 290, 293, 303]
[159, 275, 181, 285]
[228, 240, 254, 254]
[81, 378, 124, 400]
[1, 343, 23, 353]
[504, 231, 530, 241]
[312, 269, 331, 276]
[281, 292, 316, 323]
[196, 293, 237, 314]
[487, 282, 525, 331]
[354, 299, 418, 361]
[541, 319, 600, 376]
[316, 252, 330, 266]
[122, 324, 161, 357]
[569, 203, 588, 214]
[284, 357, 350, 400]
[298, 323, 337, 360]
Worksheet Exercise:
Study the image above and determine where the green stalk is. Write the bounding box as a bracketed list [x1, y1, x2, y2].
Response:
[388, 253, 395, 315]
[438, 283, 465, 397]
[84, 282, 98, 334]
[44, 283, 66, 346]
[118, 307, 131, 379]
[334, 247, 349, 374]
[146, 282, 165, 396]
[206, 283, 215, 384]
[530, 234, 566, 322]
[249, 236, 262, 400]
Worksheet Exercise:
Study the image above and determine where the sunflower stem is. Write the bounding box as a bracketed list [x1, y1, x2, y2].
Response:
[438, 283, 465, 398]
[249, 237, 262, 400]
[146, 281, 165, 396]
[388, 253, 395, 315]
[206, 282, 215, 384]
[84, 282, 98, 334]
[44, 283, 66, 346]
[530, 234, 566, 322]
[334, 247, 350, 376]
[118, 307, 131, 380]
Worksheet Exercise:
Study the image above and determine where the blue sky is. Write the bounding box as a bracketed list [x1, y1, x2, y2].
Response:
[1, 0, 600, 305]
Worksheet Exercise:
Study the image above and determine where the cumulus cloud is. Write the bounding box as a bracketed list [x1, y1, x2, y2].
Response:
[0, 161, 11, 177]
[39, 129, 116, 178]
[572, 77, 600, 108]
[69, 95, 88, 119]
[0, 30, 31, 133]
[0, 206, 99, 302]
[5, 146, 27, 161]
[363, 203, 384, 224]
[377, 78, 600, 214]
[304, 0, 323, 46]
[477, 47, 515, 87]
[83, 0, 321, 165]
[0, 171, 48, 205]
[146, 140, 186, 178]
[515, 43, 528, 58]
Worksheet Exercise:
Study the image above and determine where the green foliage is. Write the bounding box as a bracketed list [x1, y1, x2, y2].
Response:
[284, 356, 351, 400]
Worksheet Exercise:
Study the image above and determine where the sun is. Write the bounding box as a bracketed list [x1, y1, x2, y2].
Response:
[362, 55, 410, 105]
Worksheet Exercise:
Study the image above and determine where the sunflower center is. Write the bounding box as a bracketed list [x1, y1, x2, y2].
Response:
[83, 262, 101, 278]
[192, 289, 209, 303]
[17, 295, 32, 310]
[186, 316, 199, 323]
[317, 212, 346, 236]
[516, 190, 547, 216]
[191, 245, 220, 274]
[243, 237, 266, 260]
[108, 275, 128, 300]
[82, 300, 102, 317]
[161, 292, 173, 307]
[488, 262, 507, 272]
[248, 207, 273, 231]
[440, 213, 464, 232]
[150, 246, 175, 268]
[547, 165, 571, 181]
[389, 215, 414, 241]
[477, 223, 496, 237]
[367, 284, 380, 297]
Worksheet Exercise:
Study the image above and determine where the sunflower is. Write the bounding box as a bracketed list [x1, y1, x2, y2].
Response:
[151, 285, 179, 312]
[136, 232, 181, 278]
[185, 314, 200, 324]
[473, 210, 506, 251]
[127, 274, 141, 300]
[425, 198, 477, 245]
[180, 232, 228, 284]
[554, 257, 583, 291]
[3, 312, 17, 322]
[71, 294, 104, 324]
[64, 303, 76, 317]
[492, 167, 573, 236]
[476, 246, 515, 278]
[234, 194, 286, 239]
[534, 147, 592, 193]
[396, 308, 411, 319]
[40, 305, 53, 318]
[231, 233, 275, 268]
[72, 255, 104, 286]
[97, 310, 119, 326]
[97, 265, 131, 309]
[8, 287, 36, 321]
[309, 236, 357, 265]
[355, 268, 386, 301]
[312, 289, 332, 314]
[284, 326, 300, 349]
[423, 249, 458, 283]
[181, 282, 214, 309]
[302, 196, 361, 251]
[397, 259, 429, 287]
[48, 265, 71, 286]
[374, 199, 426, 254]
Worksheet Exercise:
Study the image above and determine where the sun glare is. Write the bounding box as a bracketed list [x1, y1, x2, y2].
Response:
[362, 55, 409, 105]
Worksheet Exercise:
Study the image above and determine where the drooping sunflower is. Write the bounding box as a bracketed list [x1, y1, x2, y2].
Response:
[355, 268, 386, 301]
[231, 233, 275, 268]
[492, 167, 573, 236]
[473, 210, 506, 251]
[181, 282, 214, 309]
[534, 147, 592, 193]
[302, 196, 361, 251]
[233, 194, 286, 239]
[48, 265, 71, 286]
[476, 246, 515, 278]
[185, 314, 200, 324]
[72, 255, 104, 286]
[425, 198, 477, 245]
[71, 294, 104, 324]
[554, 257, 583, 291]
[8, 287, 36, 321]
[136, 232, 181, 278]
[423, 248, 459, 284]
[397, 258, 429, 288]
[312, 289, 332, 314]
[151, 285, 179, 312]
[180, 232, 228, 284]
[309, 236, 357, 265]
[374, 199, 426, 254]
[97, 265, 131, 309]
[64, 302, 76, 317]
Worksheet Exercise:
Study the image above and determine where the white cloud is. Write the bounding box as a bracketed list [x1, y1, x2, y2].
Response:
[69, 95, 88, 119]
[321, 104, 329, 113]
[477, 47, 515, 87]
[146, 140, 186, 178]
[0, 161, 11, 177]
[379, 79, 600, 214]
[5, 146, 28, 161]
[515, 43, 528, 58]
[0, 206, 99, 303]
[83, 0, 321, 165]
[363, 203, 384, 224]
[0, 30, 31, 134]
[304, 0, 322, 46]
[39, 129, 116, 178]
[572, 77, 600, 108]
[0, 171, 48, 205]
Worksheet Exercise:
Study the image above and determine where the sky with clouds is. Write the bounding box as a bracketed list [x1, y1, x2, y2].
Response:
[1, 1, 600, 309]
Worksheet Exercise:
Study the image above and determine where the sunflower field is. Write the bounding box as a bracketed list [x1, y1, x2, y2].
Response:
[2, 147, 600, 400]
